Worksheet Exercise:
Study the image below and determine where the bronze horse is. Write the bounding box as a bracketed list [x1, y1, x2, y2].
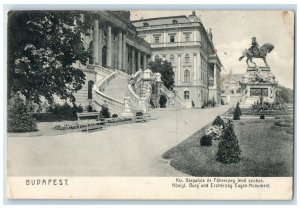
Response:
[239, 43, 274, 67]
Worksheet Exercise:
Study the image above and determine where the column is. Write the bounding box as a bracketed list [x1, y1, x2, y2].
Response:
[106, 25, 112, 68]
[193, 53, 197, 85]
[131, 48, 136, 74]
[118, 31, 123, 70]
[143, 53, 147, 70]
[93, 19, 99, 64]
[137, 51, 141, 70]
[98, 23, 103, 67]
[177, 54, 181, 83]
[122, 34, 127, 72]
[213, 64, 217, 88]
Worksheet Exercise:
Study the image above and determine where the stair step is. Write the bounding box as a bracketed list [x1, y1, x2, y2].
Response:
[103, 74, 129, 102]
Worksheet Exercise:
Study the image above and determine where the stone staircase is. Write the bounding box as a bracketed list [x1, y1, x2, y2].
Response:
[93, 66, 185, 116]
[103, 74, 129, 102]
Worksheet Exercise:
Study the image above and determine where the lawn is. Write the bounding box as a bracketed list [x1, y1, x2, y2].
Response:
[162, 117, 293, 177]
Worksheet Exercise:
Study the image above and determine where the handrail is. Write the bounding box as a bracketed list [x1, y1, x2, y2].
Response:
[93, 68, 126, 114]
[128, 84, 141, 104]
[159, 84, 185, 107]
[116, 70, 131, 79]
[97, 72, 117, 90]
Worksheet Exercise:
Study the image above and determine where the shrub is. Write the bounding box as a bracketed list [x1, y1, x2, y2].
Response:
[86, 104, 95, 112]
[212, 116, 225, 128]
[260, 115, 265, 119]
[112, 114, 118, 118]
[221, 98, 225, 105]
[216, 119, 241, 164]
[236, 102, 242, 116]
[7, 95, 37, 133]
[76, 104, 84, 113]
[233, 102, 242, 120]
[212, 97, 216, 108]
[98, 105, 111, 119]
[200, 135, 212, 146]
[49, 102, 77, 120]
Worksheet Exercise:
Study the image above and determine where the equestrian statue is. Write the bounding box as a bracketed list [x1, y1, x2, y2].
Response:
[239, 37, 274, 67]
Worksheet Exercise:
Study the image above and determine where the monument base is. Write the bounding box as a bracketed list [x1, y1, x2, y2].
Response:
[240, 66, 277, 106]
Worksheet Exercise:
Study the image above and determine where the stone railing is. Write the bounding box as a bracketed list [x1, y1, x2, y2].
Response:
[159, 84, 185, 107]
[116, 70, 131, 79]
[93, 70, 125, 115]
[97, 72, 117, 90]
[94, 88, 125, 115]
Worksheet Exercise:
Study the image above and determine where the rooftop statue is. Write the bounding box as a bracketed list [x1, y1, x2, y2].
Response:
[239, 37, 274, 67]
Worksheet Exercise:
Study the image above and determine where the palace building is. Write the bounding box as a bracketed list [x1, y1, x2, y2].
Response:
[73, 11, 222, 111]
[131, 11, 222, 107]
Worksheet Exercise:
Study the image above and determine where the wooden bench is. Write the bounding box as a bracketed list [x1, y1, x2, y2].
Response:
[80, 120, 107, 133]
[77, 112, 99, 122]
[135, 112, 146, 123]
[144, 112, 151, 120]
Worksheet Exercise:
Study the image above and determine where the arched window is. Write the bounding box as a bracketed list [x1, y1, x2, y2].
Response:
[143, 22, 149, 26]
[172, 19, 178, 24]
[184, 90, 190, 100]
[88, 80, 94, 100]
[170, 54, 175, 62]
[154, 55, 160, 62]
[184, 54, 190, 62]
[184, 70, 191, 83]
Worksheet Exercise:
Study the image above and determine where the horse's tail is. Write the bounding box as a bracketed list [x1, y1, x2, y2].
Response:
[239, 49, 247, 61]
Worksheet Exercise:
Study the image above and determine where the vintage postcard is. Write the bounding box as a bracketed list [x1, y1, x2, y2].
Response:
[6, 9, 294, 200]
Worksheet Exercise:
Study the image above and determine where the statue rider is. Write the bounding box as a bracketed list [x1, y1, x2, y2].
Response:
[249, 37, 260, 56]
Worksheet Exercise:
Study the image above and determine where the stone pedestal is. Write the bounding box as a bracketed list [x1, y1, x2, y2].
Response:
[240, 67, 277, 108]
[122, 97, 134, 117]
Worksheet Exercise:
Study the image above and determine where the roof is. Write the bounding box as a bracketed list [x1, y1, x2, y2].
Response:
[131, 15, 190, 27]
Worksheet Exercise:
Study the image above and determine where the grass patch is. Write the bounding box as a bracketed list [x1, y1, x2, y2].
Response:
[162, 118, 293, 177]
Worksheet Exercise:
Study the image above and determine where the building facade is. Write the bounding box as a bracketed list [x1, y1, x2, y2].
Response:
[132, 11, 222, 108]
[74, 11, 152, 107]
[220, 71, 243, 105]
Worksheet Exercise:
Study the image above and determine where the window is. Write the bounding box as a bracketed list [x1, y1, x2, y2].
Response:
[184, 70, 191, 82]
[184, 54, 190, 62]
[184, 90, 190, 100]
[88, 80, 94, 99]
[154, 36, 160, 44]
[170, 54, 175, 62]
[143, 22, 149, 26]
[154, 55, 160, 62]
[185, 33, 190, 42]
[170, 35, 175, 43]
[172, 19, 178, 24]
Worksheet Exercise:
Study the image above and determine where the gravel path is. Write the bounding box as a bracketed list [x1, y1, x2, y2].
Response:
[8, 105, 230, 176]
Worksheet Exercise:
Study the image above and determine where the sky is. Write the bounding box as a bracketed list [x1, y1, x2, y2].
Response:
[130, 10, 294, 89]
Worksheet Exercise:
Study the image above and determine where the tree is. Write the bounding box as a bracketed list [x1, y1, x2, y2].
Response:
[216, 119, 241, 164]
[8, 11, 94, 104]
[147, 59, 175, 89]
[276, 86, 293, 104]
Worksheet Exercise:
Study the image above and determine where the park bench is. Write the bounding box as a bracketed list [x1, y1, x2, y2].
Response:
[135, 111, 147, 123]
[80, 120, 107, 133]
[143, 112, 151, 120]
[77, 112, 99, 122]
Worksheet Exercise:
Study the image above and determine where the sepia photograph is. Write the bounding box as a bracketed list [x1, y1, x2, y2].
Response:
[5, 8, 295, 200]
